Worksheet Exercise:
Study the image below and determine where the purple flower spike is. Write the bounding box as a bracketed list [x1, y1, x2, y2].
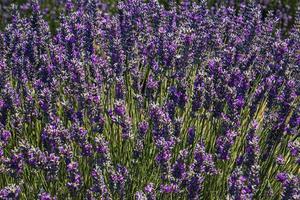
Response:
[144, 183, 156, 200]
[160, 183, 178, 194]
[0, 184, 21, 200]
[38, 192, 57, 200]
[1, 130, 11, 146]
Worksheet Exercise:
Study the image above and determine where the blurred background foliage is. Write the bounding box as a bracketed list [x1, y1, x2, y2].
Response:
[0, 0, 299, 33]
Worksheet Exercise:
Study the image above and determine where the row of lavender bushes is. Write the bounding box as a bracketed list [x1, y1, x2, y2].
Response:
[0, 0, 299, 199]
[1, 0, 300, 31]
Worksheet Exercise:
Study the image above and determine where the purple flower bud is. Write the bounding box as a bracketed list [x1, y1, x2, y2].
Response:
[187, 175, 204, 200]
[147, 76, 159, 90]
[81, 142, 93, 157]
[115, 78, 125, 100]
[191, 142, 218, 175]
[0, 99, 4, 109]
[135, 191, 147, 200]
[110, 165, 128, 197]
[216, 129, 237, 160]
[114, 101, 126, 117]
[288, 141, 299, 157]
[160, 183, 178, 194]
[276, 173, 299, 199]
[276, 155, 285, 165]
[0, 184, 21, 200]
[187, 127, 196, 145]
[144, 183, 156, 200]
[276, 172, 288, 183]
[66, 161, 82, 192]
[138, 121, 149, 137]
[38, 192, 57, 200]
[1, 130, 11, 146]
[44, 153, 60, 180]
[90, 166, 112, 199]
[172, 149, 188, 181]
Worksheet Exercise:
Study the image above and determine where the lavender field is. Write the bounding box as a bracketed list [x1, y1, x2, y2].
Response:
[0, 0, 299, 199]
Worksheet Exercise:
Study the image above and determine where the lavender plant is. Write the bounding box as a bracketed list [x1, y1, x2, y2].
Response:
[0, 0, 299, 199]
